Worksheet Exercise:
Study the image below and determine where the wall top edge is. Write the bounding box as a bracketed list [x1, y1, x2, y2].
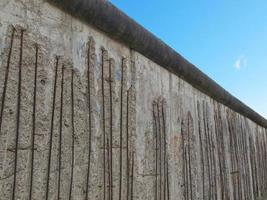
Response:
[46, 0, 267, 128]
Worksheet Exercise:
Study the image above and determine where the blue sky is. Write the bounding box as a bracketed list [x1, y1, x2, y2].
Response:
[110, 0, 267, 118]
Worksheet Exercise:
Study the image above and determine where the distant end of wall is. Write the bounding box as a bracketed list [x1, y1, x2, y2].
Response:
[47, 0, 267, 128]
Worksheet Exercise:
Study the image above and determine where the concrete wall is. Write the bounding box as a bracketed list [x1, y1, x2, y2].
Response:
[0, 0, 266, 200]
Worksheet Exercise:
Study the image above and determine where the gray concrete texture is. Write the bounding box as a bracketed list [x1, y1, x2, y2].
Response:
[0, 0, 266, 200]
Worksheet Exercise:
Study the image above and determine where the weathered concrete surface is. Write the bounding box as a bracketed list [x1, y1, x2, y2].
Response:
[0, 0, 266, 200]
[47, 0, 267, 129]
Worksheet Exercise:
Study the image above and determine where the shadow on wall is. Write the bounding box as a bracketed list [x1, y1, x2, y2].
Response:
[257, 195, 267, 200]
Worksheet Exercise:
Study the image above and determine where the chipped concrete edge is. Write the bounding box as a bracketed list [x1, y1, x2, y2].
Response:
[46, 0, 267, 128]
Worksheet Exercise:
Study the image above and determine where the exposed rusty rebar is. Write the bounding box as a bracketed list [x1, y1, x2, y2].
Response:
[57, 64, 65, 200]
[153, 101, 158, 200]
[85, 41, 93, 200]
[161, 101, 166, 200]
[119, 57, 125, 200]
[108, 59, 113, 200]
[181, 119, 186, 200]
[156, 101, 162, 200]
[45, 56, 59, 200]
[187, 112, 193, 200]
[131, 151, 135, 200]
[126, 89, 130, 200]
[197, 102, 205, 200]
[166, 157, 170, 200]
[107, 139, 111, 200]
[69, 69, 75, 200]
[101, 49, 106, 200]
[29, 44, 39, 200]
[202, 102, 211, 200]
[12, 29, 24, 200]
[0, 26, 15, 136]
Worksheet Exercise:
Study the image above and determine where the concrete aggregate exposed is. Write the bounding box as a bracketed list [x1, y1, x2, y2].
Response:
[0, 0, 267, 200]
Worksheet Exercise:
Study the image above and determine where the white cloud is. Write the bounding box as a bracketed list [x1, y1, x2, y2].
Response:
[234, 56, 247, 69]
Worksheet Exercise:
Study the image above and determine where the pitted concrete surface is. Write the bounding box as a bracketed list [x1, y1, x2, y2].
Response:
[0, 1, 266, 200]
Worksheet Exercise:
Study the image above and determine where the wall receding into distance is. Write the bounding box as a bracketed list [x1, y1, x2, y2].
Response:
[0, 0, 266, 200]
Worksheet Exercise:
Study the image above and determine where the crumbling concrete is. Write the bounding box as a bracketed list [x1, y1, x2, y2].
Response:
[0, 0, 266, 200]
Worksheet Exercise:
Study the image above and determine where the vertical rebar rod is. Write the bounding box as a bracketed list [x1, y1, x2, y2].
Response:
[157, 102, 162, 200]
[119, 58, 124, 200]
[29, 44, 38, 200]
[202, 102, 211, 200]
[227, 112, 235, 200]
[0, 26, 15, 136]
[206, 106, 213, 200]
[131, 151, 134, 200]
[126, 89, 130, 200]
[185, 147, 189, 200]
[166, 158, 170, 200]
[153, 102, 158, 200]
[187, 113, 193, 200]
[69, 69, 75, 200]
[206, 104, 216, 200]
[57, 64, 65, 200]
[234, 115, 242, 200]
[85, 43, 93, 200]
[109, 59, 113, 200]
[210, 122, 217, 200]
[197, 102, 205, 200]
[107, 139, 111, 200]
[45, 57, 59, 200]
[249, 136, 256, 199]
[101, 49, 106, 200]
[12, 29, 24, 200]
[214, 105, 223, 200]
[161, 101, 166, 200]
[181, 119, 188, 200]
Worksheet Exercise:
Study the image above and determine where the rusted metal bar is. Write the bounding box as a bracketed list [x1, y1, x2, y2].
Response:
[69, 69, 75, 200]
[126, 89, 130, 200]
[197, 102, 205, 200]
[107, 139, 111, 200]
[153, 101, 158, 200]
[0, 26, 15, 136]
[221, 107, 229, 200]
[228, 111, 242, 200]
[45, 56, 59, 200]
[237, 116, 244, 200]
[254, 134, 259, 197]
[57, 64, 65, 200]
[131, 151, 134, 200]
[227, 111, 236, 200]
[119, 57, 125, 200]
[234, 116, 242, 200]
[157, 101, 162, 200]
[185, 148, 189, 200]
[249, 136, 256, 199]
[240, 119, 251, 200]
[166, 158, 170, 200]
[85, 41, 93, 200]
[202, 102, 211, 200]
[29, 44, 39, 200]
[214, 103, 225, 200]
[101, 49, 106, 200]
[109, 58, 113, 200]
[12, 29, 24, 200]
[205, 105, 215, 200]
[181, 118, 188, 200]
[161, 101, 166, 200]
[210, 121, 217, 200]
[187, 112, 193, 200]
